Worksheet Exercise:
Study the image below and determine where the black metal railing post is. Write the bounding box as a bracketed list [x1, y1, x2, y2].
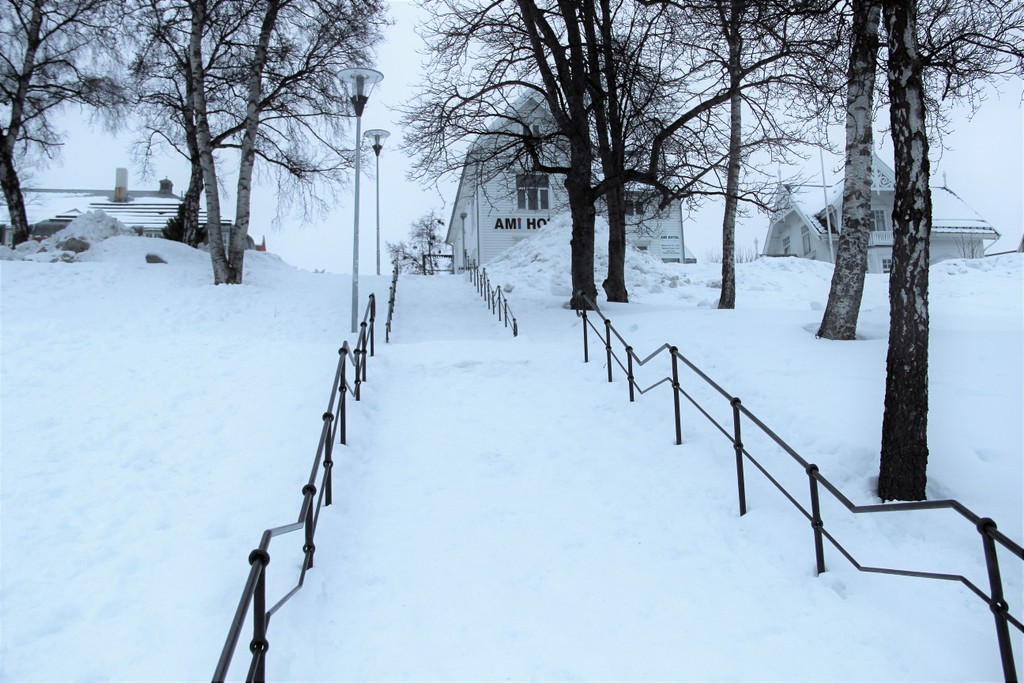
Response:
[359, 322, 369, 383]
[322, 412, 334, 505]
[604, 319, 613, 383]
[670, 347, 682, 445]
[807, 464, 826, 575]
[354, 347, 363, 401]
[626, 346, 635, 402]
[581, 306, 590, 363]
[338, 348, 348, 445]
[731, 397, 747, 516]
[248, 549, 270, 682]
[978, 518, 1017, 682]
[302, 484, 316, 569]
[369, 294, 376, 357]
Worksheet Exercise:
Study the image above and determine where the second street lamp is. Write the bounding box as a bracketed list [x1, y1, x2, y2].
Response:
[364, 128, 390, 277]
[339, 67, 383, 334]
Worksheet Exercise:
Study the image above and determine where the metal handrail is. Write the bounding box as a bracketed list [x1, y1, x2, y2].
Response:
[385, 264, 399, 343]
[468, 264, 518, 336]
[213, 288, 391, 683]
[575, 290, 1022, 681]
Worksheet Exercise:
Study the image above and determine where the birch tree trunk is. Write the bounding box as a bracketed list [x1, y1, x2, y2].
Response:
[818, 0, 881, 340]
[189, 0, 229, 284]
[181, 55, 204, 248]
[0, 151, 30, 245]
[228, 0, 282, 284]
[878, 0, 931, 501]
[181, 155, 204, 248]
[718, 0, 743, 310]
[1, 0, 43, 246]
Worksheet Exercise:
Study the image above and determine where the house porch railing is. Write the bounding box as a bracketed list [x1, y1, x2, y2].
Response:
[868, 230, 895, 247]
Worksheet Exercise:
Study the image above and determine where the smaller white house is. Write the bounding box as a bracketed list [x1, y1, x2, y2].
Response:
[762, 154, 1000, 273]
[446, 95, 695, 270]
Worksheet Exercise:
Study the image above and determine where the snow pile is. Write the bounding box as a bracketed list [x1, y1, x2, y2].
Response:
[52, 209, 136, 244]
[11, 210, 137, 262]
[485, 213, 701, 300]
[484, 212, 851, 309]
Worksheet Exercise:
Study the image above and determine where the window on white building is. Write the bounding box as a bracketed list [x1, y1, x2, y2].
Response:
[873, 209, 888, 232]
[801, 225, 812, 254]
[517, 173, 549, 211]
[882, 257, 893, 273]
[782, 235, 791, 255]
[624, 191, 646, 216]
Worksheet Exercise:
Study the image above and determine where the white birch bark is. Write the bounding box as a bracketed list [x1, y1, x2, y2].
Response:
[817, 0, 881, 340]
[188, 0, 229, 284]
[879, 0, 931, 501]
[718, 0, 744, 310]
[228, 0, 282, 284]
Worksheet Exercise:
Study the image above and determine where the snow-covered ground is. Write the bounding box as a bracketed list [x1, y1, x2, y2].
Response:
[1, 213, 1021, 681]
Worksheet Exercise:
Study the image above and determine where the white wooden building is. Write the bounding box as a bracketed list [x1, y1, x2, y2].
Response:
[762, 153, 1000, 273]
[446, 95, 694, 270]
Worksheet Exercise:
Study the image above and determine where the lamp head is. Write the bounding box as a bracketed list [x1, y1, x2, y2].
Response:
[364, 128, 390, 157]
[339, 67, 383, 117]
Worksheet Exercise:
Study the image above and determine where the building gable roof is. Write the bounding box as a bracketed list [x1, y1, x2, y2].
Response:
[4, 184, 232, 233]
[766, 152, 998, 242]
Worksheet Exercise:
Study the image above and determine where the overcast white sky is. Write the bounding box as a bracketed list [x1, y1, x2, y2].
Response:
[31, 0, 1024, 271]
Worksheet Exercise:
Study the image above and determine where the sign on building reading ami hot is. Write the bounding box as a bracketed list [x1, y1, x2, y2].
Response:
[493, 217, 549, 230]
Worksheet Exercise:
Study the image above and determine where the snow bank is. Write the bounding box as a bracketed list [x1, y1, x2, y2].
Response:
[1, 237, 1020, 681]
[485, 213, 699, 300]
[11, 210, 137, 262]
[484, 212, 845, 309]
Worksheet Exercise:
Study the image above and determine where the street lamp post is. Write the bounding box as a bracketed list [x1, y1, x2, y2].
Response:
[460, 211, 468, 272]
[340, 67, 383, 333]
[364, 128, 390, 277]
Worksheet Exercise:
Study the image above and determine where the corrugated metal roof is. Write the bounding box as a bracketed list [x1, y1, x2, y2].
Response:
[3, 187, 232, 231]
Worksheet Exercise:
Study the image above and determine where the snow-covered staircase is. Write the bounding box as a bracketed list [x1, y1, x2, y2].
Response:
[250, 274, 1018, 681]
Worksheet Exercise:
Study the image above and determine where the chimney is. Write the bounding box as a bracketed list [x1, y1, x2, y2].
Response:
[114, 168, 128, 202]
[159, 178, 173, 194]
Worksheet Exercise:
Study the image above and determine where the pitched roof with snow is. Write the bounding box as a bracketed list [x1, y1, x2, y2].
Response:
[772, 153, 998, 239]
[4, 186, 232, 233]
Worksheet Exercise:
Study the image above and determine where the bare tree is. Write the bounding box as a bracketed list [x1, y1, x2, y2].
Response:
[872, 0, 1021, 500]
[401, 0, 601, 308]
[817, 0, 882, 340]
[878, 0, 932, 501]
[516, 0, 602, 309]
[387, 211, 448, 274]
[0, 0, 124, 245]
[634, 0, 844, 309]
[136, 0, 386, 282]
[128, 0, 209, 246]
[819, 0, 1022, 342]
